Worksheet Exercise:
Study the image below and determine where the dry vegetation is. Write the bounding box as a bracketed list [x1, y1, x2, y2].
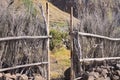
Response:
[0, 0, 73, 80]
[0, 0, 49, 79]
[70, 0, 120, 79]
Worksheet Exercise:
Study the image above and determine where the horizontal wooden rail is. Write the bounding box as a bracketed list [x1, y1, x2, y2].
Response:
[79, 57, 120, 62]
[78, 32, 120, 41]
[0, 36, 52, 42]
[0, 62, 48, 72]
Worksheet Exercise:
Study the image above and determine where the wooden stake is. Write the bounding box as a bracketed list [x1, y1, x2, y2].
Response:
[70, 6, 74, 80]
[46, 2, 50, 80]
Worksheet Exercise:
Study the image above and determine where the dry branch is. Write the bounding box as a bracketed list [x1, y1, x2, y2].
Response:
[79, 57, 120, 62]
[0, 36, 52, 42]
[0, 62, 48, 72]
[78, 32, 120, 41]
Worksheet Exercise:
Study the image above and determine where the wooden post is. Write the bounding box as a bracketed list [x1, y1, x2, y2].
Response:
[46, 2, 50, 80]
[70, 6, 74, 80]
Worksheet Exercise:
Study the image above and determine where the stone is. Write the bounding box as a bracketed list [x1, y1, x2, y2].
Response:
[101, 70, 107, 78]
[88, 76, 95, 80]
[96, 67, 102, 73]
[104, 77, 111, 80]
[113, 75, 119, 80]
[102, 69, 108, 74]
[116, 64, 120, 69]
[20, 74, 28, 80]
[96, 77, 104, 80]
[116, 70, 120, 76]
[0, 73, 3, 79]
[34, 75, 45, 80]
[94, 72, 99, 78]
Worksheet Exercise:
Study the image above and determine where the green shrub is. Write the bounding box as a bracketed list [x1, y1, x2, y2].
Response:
[50, 29, 68, 51]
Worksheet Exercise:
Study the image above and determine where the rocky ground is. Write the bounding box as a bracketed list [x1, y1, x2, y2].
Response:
[81, 64, 120, 80]
[0, 73, 45, 80]
[64, 63, 120, 80]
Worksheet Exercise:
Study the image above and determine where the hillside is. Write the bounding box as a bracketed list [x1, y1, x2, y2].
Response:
[39, 0, 79, 29]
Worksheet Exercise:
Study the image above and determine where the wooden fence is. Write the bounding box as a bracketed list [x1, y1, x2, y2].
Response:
[0, 2, 50, 80]
[69, 7, 120, 80]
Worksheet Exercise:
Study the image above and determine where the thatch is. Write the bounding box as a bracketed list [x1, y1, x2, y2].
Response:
[0, 0, 48, 79]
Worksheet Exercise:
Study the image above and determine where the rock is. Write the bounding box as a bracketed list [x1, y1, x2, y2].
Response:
[4, 73, 14, 79]
[64, 67, 70, 80]
[116, 64, 120, 69]
[102, 69, 108, 74]
[20, 74, 28, 80]
[16, 73, 21, 80]
[101, 70, 107, 78]
[96, 67, 102, 73]
[6, 77, 13, 80]
[34, 74, 45, 80]
[89, 71, 95, 76]
[96, 77, 104, 80]
[0, 73, 3, 79]
[16, 73, 21, 77]
[104, 77, 111, 80]
[89, 71, 99, 79]
[113, 75, 119, 80]
[88, 76, 95, 80]
[116, 70, 120, 76]
[11, 74, 16, 79]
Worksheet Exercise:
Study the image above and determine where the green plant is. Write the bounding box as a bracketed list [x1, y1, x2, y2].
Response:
[50, 29, 68, 51]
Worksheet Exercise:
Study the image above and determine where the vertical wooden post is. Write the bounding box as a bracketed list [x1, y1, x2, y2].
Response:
[70, 6, 74, 80]
[46, 2, 50, 80]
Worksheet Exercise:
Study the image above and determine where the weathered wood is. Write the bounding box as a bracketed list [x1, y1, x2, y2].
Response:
[0, 62, 48, 72]
[46, 2, 50, 80]
[0, 36, 52, 42]
[79, 57, 120, 62]
[70, 6, 74, 80]
[78, 32, 120, 41]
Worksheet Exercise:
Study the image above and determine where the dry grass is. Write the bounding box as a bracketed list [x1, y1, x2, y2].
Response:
[39, 0, 79, 27]
[50, 47, 70, 79]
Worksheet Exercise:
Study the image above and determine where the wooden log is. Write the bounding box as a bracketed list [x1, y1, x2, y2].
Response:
[78, 32, 120, 41]
[79, 57, 120, 62]
[0, 36, 52, 42]
[0, 62, 48, 72]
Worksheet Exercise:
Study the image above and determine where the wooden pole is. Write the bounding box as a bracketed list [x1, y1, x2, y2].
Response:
[46, 2, 50, 80]
[70, 6, 74, 80]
